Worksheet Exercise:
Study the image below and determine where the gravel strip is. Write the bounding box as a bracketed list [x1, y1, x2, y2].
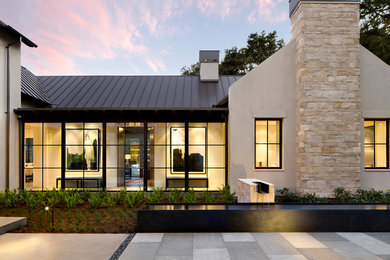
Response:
[109, 233, 135, 260]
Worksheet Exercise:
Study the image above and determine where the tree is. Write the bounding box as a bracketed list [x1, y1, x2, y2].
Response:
[180, 30, 284, 76]
[360, 0, 390, 65]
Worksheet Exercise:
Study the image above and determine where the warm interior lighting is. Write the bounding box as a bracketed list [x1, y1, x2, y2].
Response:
[118, 127, 124, 133]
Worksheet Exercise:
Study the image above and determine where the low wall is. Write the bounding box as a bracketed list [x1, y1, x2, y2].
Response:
[138, 204, 390, 232]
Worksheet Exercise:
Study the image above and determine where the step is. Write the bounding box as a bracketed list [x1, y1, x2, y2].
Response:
[0, 217, 26, 234]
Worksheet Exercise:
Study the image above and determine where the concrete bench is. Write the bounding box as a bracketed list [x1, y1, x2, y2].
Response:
[237, 179, 275, 203]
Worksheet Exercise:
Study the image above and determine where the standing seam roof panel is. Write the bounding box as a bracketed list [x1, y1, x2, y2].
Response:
[155, 77, 170, 108]
[58, 77, 95, 108]
[49, 76, 79, 102]
[66, 77, 102, 108]
[76, 76, 108, 108]
[164, 77, 177, 108]
[120, 76, 142, 108]
[138, 76, 157, 108]
[94, 76, 122, 108]
[85, 77, 115, 108]
[102, 76, 127, 108]
[110, 76, 133, 108]
[52, 76, 85, 105]
[174, 77, 185, 108]
[146, 76, 163, 108]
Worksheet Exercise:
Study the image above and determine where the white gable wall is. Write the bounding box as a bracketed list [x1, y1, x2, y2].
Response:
[228, 41, 297, 192]
[360, 46, 390, 190]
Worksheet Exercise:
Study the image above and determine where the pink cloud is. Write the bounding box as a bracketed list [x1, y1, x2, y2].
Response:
[1, 0, 287, 75]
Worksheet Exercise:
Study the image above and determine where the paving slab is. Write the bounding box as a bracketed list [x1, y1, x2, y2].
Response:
[119, 242, 160, 260]
[281, 233, 327, 249]
[253, 233, 301, 255]
[157, 233, 193, 257]
[321, 240, 381, 260]
[338, 233, 390, 255]
[268, 255, 307, 260]
[132, 233, 164, 242]
[308, 233, 347, 242]
[0, 233, 127, 260]
[367, 233, 390, 244]
[225, 242, 268, 260]
[222, 232, 254, 242]
[298, 248, 344, 260]
[0, 217, 26, 234]
[193, 248, 230, 260]
[193, 233, 225, 249]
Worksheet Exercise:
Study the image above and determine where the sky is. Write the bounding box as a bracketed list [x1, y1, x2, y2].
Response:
[1, 0, 291, 76]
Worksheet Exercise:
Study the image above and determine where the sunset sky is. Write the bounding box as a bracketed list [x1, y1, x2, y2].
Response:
[1, 0, 290, 76]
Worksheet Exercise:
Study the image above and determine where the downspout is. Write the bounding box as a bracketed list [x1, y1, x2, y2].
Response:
[5, 39, 20, 190]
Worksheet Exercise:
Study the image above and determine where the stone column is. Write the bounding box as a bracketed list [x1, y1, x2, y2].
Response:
[291, 0, 361, 196]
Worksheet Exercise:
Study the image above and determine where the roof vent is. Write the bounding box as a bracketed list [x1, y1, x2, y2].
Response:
[199, 50, 219, 82]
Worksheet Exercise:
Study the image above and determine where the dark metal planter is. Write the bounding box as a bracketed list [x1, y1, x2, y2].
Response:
[137, 203, 390, 232]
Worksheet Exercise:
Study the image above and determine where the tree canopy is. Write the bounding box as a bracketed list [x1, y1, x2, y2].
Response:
[181, 31, 284, 76]
[360, 0, 390, 65]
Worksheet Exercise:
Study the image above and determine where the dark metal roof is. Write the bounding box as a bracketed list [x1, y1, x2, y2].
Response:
[21, 67, 51, 104]
[0, 20, 37, 47]
[37, 75, 241, 109]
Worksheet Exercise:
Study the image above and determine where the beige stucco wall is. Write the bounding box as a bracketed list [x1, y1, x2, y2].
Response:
[0, 29, 21, 190]
[360, 45, 390, 190]
[228, 41, 296, 192]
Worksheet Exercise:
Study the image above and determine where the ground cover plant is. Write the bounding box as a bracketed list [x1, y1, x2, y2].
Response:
[276, 187, 390, 203]
[0, 186, 240, 233]
[0, 189, 141, 233]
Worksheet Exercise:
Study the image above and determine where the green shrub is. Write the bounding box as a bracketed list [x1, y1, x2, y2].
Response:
[64, 191, 83, 208]
[116, 189, 128, 205]
[4, 189, 19, 208]
[148, 188, 165, 203]
[277, 188, 300, 202]
[46, 188, 63, 207]
[202, 191, 215, 203]
[19, 189, 41, 208]
[333, 187, 354, 203]
[219, 185, 236, 203]
[169, 189, 181, 203]
[101, 193, 116, 208]
[354, 188, 384, 203]
[183, 189, 197, 204]
[126, 191, 145, 207]
[88, 193, 103, 208]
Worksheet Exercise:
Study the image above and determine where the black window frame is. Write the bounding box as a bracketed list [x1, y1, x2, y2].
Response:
[364, 119, 389, 169]
[254, 118, 282, 169]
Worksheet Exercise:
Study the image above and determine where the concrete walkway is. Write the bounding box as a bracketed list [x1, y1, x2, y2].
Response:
[0, 233, 128, 260]
[120, 232, 390, 260]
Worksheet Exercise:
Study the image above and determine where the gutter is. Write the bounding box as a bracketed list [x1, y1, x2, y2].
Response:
[5, 39, 20, 190]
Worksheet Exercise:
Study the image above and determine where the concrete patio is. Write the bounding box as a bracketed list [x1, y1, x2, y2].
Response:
[2, 232, 390, 259]
[119, 232, 390, 260]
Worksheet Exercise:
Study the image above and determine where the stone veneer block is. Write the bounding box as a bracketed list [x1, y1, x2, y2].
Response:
[291, 0, 361, 195]
[237, 179, 275, 203]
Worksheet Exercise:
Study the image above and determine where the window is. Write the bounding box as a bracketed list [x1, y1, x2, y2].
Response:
[24, 123, 61, 190]
[255, 119, 282, 169]
[364, 120, 388, 169]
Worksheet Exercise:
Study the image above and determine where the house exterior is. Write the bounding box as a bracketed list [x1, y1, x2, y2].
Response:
[1, 0, 390, 196]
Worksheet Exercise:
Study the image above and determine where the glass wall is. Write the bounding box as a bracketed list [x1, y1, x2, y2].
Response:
[106, 123, 145, 191]
[64, 123, 103, 189]
[24, 121, 226, 191]
[24, 123, 61, 190]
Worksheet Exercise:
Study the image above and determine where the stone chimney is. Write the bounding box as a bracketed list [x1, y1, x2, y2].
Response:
[290, 0, 361, 196]
[199, 50, 219, 82]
